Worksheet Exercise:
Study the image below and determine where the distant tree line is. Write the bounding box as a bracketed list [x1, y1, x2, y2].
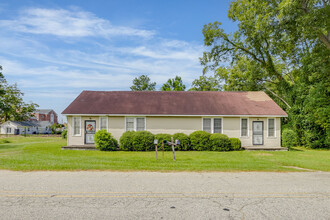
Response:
[0, 65, 38, 122]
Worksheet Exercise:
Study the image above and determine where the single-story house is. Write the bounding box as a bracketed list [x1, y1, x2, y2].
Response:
[62, 91, 287, 148]
[0, 121, 52, 135]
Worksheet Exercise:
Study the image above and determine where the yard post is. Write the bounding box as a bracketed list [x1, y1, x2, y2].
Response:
[162, 141, 165, 159]
[155, 144, 158, 160]
[171, 137, 176, 161]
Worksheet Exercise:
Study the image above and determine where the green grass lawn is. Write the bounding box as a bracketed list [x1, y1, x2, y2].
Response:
[0, 136, 329, 171]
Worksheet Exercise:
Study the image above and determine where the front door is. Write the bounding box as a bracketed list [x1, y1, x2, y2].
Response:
[85, 120, 96, 144]
[253, 121, 263, 145]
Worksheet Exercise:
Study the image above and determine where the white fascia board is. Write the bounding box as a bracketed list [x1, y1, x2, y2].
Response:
[63, 114, 288, 117]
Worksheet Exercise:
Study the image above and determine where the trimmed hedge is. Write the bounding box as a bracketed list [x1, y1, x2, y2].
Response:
[229, 138, 241, 151]
[94, 130, 118, 151]
[209, 133, 231, 151]
[189, 131, 211, 151]
[173, 133, 191, 151]
[155, 133, 172, 151]
[132, 131, 154, 151]
[119, 131, 135, 151]
[282, 129, 298, 149]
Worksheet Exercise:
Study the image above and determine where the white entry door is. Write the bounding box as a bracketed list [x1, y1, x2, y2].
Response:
[253, 121, 263, 145]
[85, 120, 96, 144]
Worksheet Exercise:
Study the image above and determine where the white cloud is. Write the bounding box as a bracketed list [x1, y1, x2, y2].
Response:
[0, 8, 155, 38]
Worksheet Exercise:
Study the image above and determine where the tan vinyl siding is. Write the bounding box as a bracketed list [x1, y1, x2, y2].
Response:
[66, 116, 282, 148]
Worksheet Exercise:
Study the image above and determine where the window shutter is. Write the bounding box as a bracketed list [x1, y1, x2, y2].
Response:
[203, 118, 212, 133]
[268, 119, 275, 137]
[136, 118, 145, 131]
[214, 118, 222, 133]
[241, 119, 248, 136]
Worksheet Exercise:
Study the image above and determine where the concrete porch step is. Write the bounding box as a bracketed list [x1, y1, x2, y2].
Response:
[243, 146, 288, 151]
[62, 145, 97, 150]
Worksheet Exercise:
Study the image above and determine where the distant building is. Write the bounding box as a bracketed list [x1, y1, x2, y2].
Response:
[0, 121, 52, 135]
[31, 109, 58, 124]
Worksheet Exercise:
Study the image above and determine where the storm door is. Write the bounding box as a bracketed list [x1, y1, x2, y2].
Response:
[252, 121, 263, 145]
[85, 120, 96, 144]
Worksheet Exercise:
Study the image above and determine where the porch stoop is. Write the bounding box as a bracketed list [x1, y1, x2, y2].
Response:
[62, 145, 96, 150]
[243, 146, 288, 151]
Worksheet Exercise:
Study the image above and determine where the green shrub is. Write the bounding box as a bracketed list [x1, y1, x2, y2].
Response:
[229, 138, 241, 151]
[282, 129, 298, 149]
[189, 131, 211, 151]
[119, 131, 136, 151]
[94, 130, 118, 151]
[132, 131, 154, 151]
[155, 133, 172, 151]
[209, 133, 231, 151]
[0, 139, 10, 144]
[173, 133, 191, 150]
[61, 130, 67, 139]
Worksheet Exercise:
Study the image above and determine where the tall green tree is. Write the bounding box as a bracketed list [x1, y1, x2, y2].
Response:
[130, 75, 156, 91]
[0, 66, 39, 122]
[201, 0, 329, 148]
[189, 75, 222, 91]
[161, 76, 186, 91]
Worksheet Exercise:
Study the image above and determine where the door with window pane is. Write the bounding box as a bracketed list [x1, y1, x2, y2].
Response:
[85, 120, 96, 144]
[252, 121, 263, 145]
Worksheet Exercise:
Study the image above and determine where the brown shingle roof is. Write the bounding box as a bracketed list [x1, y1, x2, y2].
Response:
[62, 91, 287, 116]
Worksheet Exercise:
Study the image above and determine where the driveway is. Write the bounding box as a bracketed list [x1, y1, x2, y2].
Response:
[0, 171, 329, 219]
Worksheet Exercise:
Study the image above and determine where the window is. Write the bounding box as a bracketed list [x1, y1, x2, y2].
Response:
[6, 127, 11, 134]
[136, 118, 145, 131]
[202, 118, 222, 133]
[73, 117, 81, 136]
[126, 118, 135, 131]
[125, 117, 145, 131]
[50, 114, 54, 123]
[203, 118, 211, 133]
[241, 118, 248, 137]
[268, 118, 275, 137]
[99, 117, 108, 130]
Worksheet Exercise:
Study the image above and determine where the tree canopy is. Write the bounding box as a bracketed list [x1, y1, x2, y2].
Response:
[0, 66, 38, 122]
[189, 75, 222, 91]
[201, 0, 329, 148]
[130, 75, 156, 91]
[161, 76, 186, 91]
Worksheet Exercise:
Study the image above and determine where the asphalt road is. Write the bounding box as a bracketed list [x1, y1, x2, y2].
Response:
[0, 171, 329, 220]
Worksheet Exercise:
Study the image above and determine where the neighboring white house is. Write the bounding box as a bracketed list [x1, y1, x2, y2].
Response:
[0, 121, 52, 135]
[62, 91, 288, 148]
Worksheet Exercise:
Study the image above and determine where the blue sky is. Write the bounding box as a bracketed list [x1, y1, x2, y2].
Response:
[0, 0, 234, 122]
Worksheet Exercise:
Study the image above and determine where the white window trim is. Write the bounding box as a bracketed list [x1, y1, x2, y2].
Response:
[240, 118, 249, 137]
[267, 118, 276, 138]
[72, 116, 81, 136]
[99, 117, 108, 131]
[125, 116, 146, 131]
[201, 117, 223, 134]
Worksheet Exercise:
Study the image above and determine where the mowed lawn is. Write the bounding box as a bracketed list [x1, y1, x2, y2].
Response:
[0, 136, 329, 171]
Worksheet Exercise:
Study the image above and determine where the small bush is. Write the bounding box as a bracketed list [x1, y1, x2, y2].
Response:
[173, 133, 191, 151]
[209, 133, 231, 151]
[61, 130, 67, 139]
[94, 130, 118, 151]
[229, 138, 241, 151]
[282, 129, 298, 149]
[119, 131, 136, 151]
[0, 139, 10, 144]
[132, 131, 154, 151]
[155, 133, 172, 151]
[189, 131, 211, 151]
